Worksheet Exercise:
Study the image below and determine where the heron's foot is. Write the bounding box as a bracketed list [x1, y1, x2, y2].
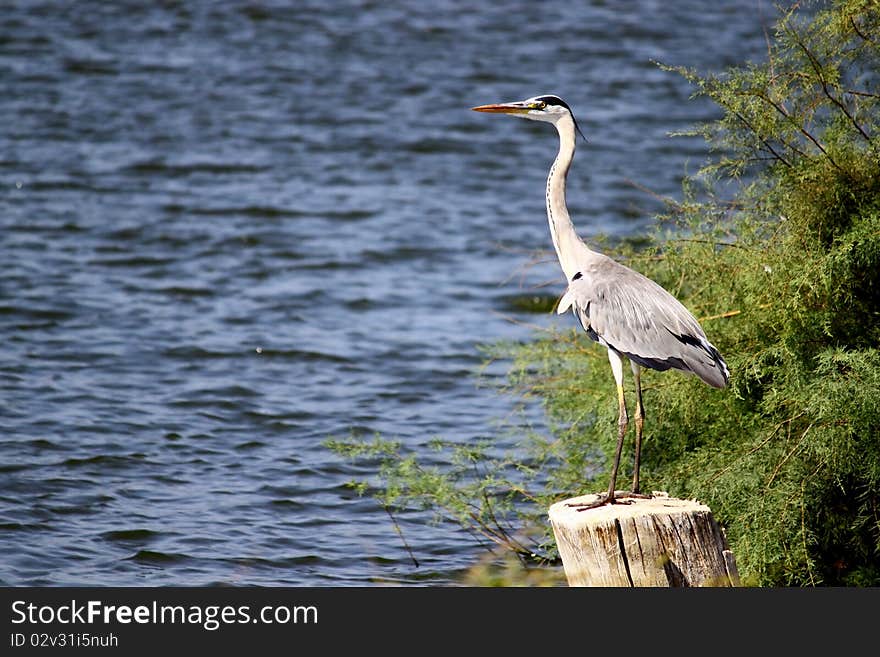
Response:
[566, 493, 614, 511]
[566, 490, 653, 512]
[623, 490, 653, 500]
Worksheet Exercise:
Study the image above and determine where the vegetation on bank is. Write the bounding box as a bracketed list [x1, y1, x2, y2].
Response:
[329, 0, 880, 586]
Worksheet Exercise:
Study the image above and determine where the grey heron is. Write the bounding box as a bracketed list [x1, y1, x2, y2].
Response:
[472, 94, 729, 509]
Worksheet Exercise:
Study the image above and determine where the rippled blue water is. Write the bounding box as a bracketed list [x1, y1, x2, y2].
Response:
[1, 1, 773, 585]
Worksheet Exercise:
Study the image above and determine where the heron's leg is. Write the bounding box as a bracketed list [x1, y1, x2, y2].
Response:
[631, 361, 645, 495]
[605, 349, 628, 503]
[566, 349, 628, 511]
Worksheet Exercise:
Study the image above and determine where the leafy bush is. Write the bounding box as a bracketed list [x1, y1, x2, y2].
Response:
[330, 0, 880, 585]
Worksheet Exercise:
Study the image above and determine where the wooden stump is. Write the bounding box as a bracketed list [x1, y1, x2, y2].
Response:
[548, 491, 740, 587]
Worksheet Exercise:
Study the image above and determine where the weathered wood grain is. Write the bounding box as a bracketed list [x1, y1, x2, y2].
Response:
[549, 491, 740, 587]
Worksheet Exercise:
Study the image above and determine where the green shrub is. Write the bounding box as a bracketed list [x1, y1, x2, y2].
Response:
[329, 0, 880, 585]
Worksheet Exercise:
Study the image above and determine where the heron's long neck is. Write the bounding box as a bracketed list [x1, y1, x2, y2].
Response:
[546, 115, 588, 280]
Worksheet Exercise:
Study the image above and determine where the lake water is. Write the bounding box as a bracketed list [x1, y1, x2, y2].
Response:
[1, 0, 773, 585]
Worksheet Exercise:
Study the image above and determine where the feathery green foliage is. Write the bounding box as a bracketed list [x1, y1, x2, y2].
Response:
[328, 0, 880, 585]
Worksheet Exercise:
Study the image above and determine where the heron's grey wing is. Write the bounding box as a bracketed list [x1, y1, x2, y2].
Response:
[557, 272, 729, 388]
[557, 277, 599, 337]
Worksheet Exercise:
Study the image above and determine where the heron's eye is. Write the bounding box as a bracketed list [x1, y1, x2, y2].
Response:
[533, 101, 547, 110]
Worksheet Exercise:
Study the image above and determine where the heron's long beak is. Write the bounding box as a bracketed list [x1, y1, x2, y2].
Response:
[471, 102, 530, 115]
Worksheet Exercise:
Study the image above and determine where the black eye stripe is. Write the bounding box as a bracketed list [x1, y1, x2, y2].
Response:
[533, 95, 586, 141]
[534, 95, 571, 112]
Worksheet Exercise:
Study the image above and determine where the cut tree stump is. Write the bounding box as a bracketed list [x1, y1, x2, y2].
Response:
[548, 491, 740, 587]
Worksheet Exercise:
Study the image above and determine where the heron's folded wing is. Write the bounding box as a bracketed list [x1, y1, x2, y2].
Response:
[557, 274, 727, 386]
[556, 277, 596, 334]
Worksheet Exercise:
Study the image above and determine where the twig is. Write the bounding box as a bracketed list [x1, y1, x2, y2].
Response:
[671, 237, 751, 250]
[489, 309, 556, 333]
[384, 504, 420, 568]
[845, 89, 880, 99]
[765, 422, 814, 490]
[707, 412, 805, 484]
[622, 178, 683, 210]
[731, 108, 794, 167]
[850, 16, 876, 45]
[481, 489, 532, 555]
[701, 302, 771, 322]
[801, 480, 816, 586]
[700, 309, 742, 322]
[791, 29, 873, 143]
[755, 91, 842, 170]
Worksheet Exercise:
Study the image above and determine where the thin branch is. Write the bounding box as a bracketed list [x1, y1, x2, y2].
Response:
[791, 29, 873, 142]
[844, 88, 880, 99]
[850, 16, 876, 45]
[765, 422, 814, 490]
[731, 108, 794, 167]
[670, 237, 752, 250]
[384, 504, 420, 567]
[755, 91, 843, 170]
[800, 480, 816, 586]
[764, 11, 776, 80]
[489, 309, 556, 334]
[700, 309, 742, 322]
[622, 178, 684, 210]
[707, 412, 805, 484]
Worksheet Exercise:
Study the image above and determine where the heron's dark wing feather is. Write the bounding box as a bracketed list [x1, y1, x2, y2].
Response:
[557, 260, 729, 388]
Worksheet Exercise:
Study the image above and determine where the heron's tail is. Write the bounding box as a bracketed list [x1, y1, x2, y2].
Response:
[688, 339, 729, 389]
[627, 333, 729, 388]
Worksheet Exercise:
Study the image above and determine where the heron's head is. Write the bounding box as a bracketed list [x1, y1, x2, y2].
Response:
[472, 94, 585, 139]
